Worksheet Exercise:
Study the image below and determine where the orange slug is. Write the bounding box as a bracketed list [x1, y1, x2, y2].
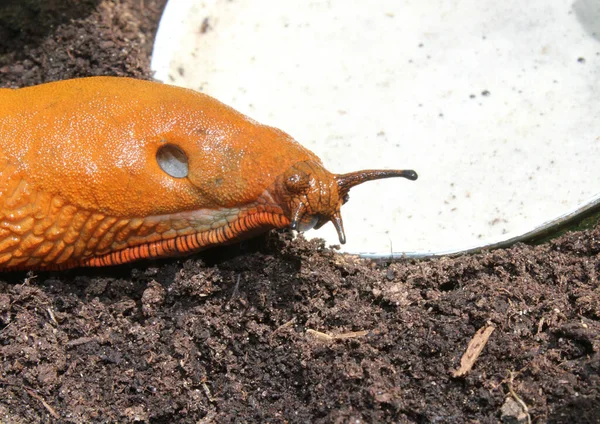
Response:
[0, 77, 417, 270]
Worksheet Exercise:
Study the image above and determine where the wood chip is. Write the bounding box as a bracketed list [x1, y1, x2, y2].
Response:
[334, 330, 370, 340]
[452, 325, 495, 377]
[25, 388, 60, 419]
[306, 329, 369, 341]
[271, 317, 297, 339]
[66, 336, 98, 347]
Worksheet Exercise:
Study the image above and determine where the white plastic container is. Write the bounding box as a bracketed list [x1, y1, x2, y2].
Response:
[152, 0, 600, 257]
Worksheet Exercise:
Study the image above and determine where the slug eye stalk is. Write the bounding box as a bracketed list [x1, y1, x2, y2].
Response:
[330, 169, 418, 244]
[335, 169, 418, 199]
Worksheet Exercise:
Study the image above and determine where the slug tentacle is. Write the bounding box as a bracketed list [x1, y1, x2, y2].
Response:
[330, 211, 346, 245]
[289, 201, 306, 230]
[271, 161, 418, 245]
[336, 169, 418, 198]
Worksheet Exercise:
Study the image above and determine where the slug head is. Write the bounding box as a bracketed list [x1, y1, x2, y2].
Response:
[274, 161, 418, 244]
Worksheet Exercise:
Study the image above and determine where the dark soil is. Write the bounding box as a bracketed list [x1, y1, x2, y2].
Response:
[0, 1, 599, 422]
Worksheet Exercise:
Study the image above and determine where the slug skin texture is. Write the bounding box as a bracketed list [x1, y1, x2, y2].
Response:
[0, 77, 416, 270]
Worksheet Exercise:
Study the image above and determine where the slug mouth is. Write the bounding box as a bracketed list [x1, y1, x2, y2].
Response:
[280, 161, 418, 244]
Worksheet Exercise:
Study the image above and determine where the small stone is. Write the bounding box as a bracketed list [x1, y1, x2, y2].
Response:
[501, 397, 529, 423]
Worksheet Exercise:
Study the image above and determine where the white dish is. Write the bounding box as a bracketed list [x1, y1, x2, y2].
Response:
[152, 0, 600, 257]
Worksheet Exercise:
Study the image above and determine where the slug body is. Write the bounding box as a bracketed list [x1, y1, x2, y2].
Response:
[0, 77, 416, 270]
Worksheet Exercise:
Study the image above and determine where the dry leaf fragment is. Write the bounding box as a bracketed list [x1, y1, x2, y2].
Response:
[452, 325, 495, 377]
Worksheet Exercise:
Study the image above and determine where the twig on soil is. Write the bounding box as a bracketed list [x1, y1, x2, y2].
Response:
[66, 336, 99, 347]
[497, 287, 512, 297]
[452, 325, 495, 377]
[507, 371, 532, 424]
[497, 287, 525, 303]
[202, 382, 215, 403]
[489, 367, 526, 391]
[0, 320, 12, 334]
[270, 317, 297, 339]
[25, 388, 60, 419]
[306, 329, 370, 341]
[428, 316, 462, 324]
[0, 379, 60, 419]
[47, 307, 59, 326]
